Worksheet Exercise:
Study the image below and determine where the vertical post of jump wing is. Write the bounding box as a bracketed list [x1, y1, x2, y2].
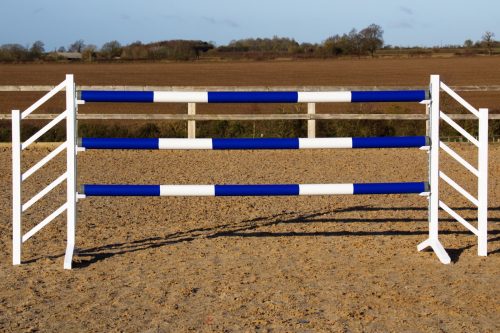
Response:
[478, 108, 488, 256]
[425, 104, 430, 137]
[64, 75, 77, 269]
[418, 75, 451, 264]
[12, 110, 22, 265]
[429, 75, 440, 242]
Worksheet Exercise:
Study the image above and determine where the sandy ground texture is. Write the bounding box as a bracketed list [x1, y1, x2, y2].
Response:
[0, 143, 498, 332]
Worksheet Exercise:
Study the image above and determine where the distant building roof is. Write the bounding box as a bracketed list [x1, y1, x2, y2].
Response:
[56, 52, 82, 60]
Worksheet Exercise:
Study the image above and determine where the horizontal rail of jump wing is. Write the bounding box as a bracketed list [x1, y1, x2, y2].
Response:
[22, 202, 68, 242]
[440, 82, 480, 118]
[22, 142, 67, 181]
[438, 200, 479, 236]
[22, 173, 67, 212]
[78, 90, 429, 103]
[21, 111, 67, 150]
[439, 171, 479, 206]
[80, 182, 429, 196]
[79, 136, 430, 150]
[439, 111, 479, 147]
[439, 141, 479, 177]
[21, 80, 67, 119]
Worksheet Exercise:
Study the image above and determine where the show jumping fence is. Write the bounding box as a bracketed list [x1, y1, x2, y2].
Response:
[11, 75, 489, 269]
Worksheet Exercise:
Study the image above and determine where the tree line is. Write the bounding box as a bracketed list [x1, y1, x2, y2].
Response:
[0, 25, 497, 62]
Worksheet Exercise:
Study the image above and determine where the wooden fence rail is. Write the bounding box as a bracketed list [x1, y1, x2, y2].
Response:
[1, 85, 500, 92]
[1, 85, 498, 139]
[1, 113, 498, 121]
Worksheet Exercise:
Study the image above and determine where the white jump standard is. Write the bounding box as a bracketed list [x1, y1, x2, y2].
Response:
[11, 74, 489, 269]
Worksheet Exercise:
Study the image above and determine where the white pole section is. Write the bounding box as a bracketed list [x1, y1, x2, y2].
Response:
[188, 102, 196, 139]
[477, 108, 489, 256]
[307, 103, 316, 138]
[64, 75, 77, 270]
[429, 74, 440, 241]
[12, 110, 22, 265]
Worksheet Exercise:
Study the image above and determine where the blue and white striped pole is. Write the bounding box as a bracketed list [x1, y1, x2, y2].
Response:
[81, 182, 429, 196]
[79, 136, 429, 150]
[79, 90, 428, 103]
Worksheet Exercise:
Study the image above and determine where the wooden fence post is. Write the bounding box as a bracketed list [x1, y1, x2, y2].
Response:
[307, 103, 316, 138]
[188, 103, 196, 138]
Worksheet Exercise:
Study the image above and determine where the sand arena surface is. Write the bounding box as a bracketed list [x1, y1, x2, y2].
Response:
[0, 143, 498, 332]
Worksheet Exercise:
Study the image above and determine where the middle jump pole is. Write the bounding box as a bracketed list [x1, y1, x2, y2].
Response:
[79, 136, 430, 150]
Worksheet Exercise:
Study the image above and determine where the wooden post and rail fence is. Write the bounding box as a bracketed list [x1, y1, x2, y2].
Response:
[1, 85, 499, 139]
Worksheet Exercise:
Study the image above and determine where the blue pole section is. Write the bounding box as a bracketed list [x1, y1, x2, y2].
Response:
[353, 182, 428, 194]
[208, 91, 298, 103]
[214, 184, 300, 196]
[351, 136, 428, 148]
[351, 90, 427, 102]
[80, 91, 154, 103]
[83, 185, 160, 196]
[80, 138, 159, 149]
[212, 138, 299, 149]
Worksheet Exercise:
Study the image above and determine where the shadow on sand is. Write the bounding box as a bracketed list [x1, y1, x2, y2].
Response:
[24, 205, 500, 268]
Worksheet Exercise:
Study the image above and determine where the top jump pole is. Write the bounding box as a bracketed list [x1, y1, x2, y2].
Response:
[79, 90, 429, 103]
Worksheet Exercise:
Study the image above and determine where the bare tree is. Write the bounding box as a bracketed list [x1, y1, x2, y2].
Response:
[360, 24, 384, 57]
[82, 44, 97, 62]
[29, 40, 45, 59]
[463, 39, 474, 48]
[0, 44, 29, 62]
[121, 41, 149, 60]
[68, 39, 85, 53]
[482, 31, 495, 55]
[347, 29, 363, 57]
[101, 40, 123, 59]
[323, 34, 349, 56]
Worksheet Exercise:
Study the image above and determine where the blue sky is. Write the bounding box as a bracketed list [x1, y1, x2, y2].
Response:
[1, 0, 498, 50]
